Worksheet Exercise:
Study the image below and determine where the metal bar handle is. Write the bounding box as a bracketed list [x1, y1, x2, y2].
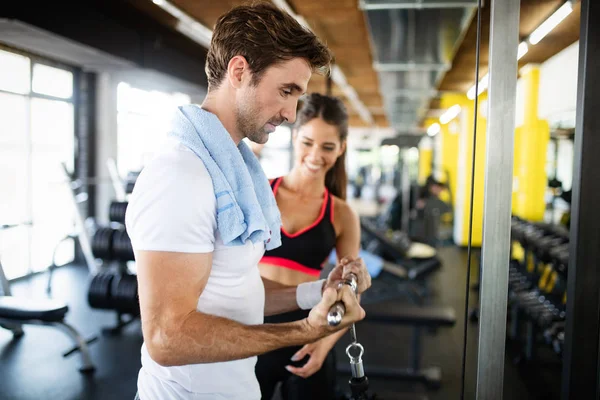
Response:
[327, 273, 358, 326]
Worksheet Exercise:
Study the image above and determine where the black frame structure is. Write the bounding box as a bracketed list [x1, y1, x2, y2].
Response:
[561, 0, 600, 398]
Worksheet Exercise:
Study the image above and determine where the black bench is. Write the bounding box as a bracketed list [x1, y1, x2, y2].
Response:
[360, 219, 441, 281]
[0, 296, 97, 373]
[0, 222, 96, 373]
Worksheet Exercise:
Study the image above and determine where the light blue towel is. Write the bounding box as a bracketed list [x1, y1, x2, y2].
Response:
[167, 105, 282, 251]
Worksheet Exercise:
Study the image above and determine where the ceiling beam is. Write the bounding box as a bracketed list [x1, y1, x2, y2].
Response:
[359, 0, 478, 10]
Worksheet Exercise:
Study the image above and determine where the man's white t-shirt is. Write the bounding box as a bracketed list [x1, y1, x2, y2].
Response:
[125, 137, 266, 400]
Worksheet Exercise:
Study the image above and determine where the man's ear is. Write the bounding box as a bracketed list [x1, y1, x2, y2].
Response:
[227, 55, 249, 89]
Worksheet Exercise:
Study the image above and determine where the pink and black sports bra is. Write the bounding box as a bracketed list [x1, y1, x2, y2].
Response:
[260, 177, 337, 276]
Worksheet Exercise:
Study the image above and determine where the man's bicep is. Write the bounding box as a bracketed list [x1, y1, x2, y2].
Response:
[136, 250, 213, 321]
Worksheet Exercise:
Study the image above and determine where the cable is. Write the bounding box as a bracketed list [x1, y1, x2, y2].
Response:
[460, 0, 483, 398]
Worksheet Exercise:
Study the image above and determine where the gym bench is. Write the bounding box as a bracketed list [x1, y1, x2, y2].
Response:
[0, 296, 97, 373]
[0, 222, 97, 373]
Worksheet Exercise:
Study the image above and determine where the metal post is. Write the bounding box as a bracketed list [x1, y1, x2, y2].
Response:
[61, 163, 98, 276]
[106, 158, 126, 202]
[476, 0, 519, 398]
[401, 155, 411, 233]
[0, 260, 12, 296]
[562, 1, 600, 398]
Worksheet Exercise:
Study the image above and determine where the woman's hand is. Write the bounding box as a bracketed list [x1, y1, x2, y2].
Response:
[285, 339, 333, 379]
[325, 256, 372, 295]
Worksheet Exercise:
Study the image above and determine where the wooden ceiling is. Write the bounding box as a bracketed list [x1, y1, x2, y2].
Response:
[129, 0, 581, 129]
[129, 0, 384, 127]
[430, 0, 581, 118]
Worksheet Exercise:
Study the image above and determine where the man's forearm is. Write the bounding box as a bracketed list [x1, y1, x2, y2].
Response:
[149, 311, 326, 366]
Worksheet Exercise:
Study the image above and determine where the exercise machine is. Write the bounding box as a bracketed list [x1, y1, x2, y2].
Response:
[331, 273, 456, 399]
[360, 218, 441, 282]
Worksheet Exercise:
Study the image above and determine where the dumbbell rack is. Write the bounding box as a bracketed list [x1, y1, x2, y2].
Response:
[88, 197, 140, 336]
[507, 217, 568, 364]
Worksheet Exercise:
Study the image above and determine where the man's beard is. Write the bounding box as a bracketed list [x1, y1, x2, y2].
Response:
[235, 99, 267, 144]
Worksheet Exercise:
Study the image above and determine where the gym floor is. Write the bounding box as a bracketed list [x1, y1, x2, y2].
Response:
[0, 247, 561, 400]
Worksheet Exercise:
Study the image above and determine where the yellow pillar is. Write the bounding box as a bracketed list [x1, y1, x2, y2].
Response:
[513, 66, 550, 221]
[441, 93, 487, 246]
[439, 116, 459, 205]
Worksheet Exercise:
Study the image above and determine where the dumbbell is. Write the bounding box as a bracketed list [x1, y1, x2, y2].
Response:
[88, 272, 115, 309]
[112, 274, 140, 315]
[92, 227, 115, 260]
[109, 201, 128, 224]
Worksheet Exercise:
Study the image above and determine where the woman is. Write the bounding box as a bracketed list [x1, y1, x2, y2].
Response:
[256, 93, 361, 400]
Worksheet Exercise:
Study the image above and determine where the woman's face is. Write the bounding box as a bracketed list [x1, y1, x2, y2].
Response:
[292, 117, 346, 179]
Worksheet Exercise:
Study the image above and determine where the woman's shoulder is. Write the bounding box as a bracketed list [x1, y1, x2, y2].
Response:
[331, 195, 359, 226]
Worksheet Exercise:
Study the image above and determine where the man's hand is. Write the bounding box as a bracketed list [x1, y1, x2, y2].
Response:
[325, 256, 372, 295]
[306, 285, 365, 334]
[285, 339, 332, 378]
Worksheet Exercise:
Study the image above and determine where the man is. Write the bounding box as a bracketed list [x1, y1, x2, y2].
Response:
[125, 3, 371, 400]
[415, 175, 446, 210]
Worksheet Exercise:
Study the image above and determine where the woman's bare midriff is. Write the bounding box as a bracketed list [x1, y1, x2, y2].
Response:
[258, 263, 320, 286]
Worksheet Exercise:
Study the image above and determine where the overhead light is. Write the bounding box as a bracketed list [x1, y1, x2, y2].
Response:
[517, 42, 529, 60]
[427, 123, 441, 137]
[152, 0, 212, 48]
[466, 41, 526, 99]
[467, 73, 489, 100]
[174, 21, 212, 48]
[440, 105, 462, 125]
[529, 1, 573, 45]
[271, 0, 311, 29]
[466, 0, 572, 100]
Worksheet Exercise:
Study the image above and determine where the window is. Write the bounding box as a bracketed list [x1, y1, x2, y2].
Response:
[116, 82, 191, 176]
[0, 49, 30, 95]
[32, 64, 73, 99]
[0, 48, 75, 279]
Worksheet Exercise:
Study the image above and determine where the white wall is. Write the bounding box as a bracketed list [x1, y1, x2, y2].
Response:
[515, 77, 525, 127]
[347, 127, 396, 151]
[539, 41, 579, 126]
[538, 41, 579, 192]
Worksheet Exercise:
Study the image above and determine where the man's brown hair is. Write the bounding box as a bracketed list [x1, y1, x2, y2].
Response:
[205, 2, 332, 90]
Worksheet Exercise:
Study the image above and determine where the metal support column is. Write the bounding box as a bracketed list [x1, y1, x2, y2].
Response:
[476, 0, 519, 398]
[401, 155, 411, 233]
[562, 1, 600, 398]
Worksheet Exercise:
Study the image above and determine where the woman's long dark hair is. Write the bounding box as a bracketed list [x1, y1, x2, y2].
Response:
[294, 93, 348, 200]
